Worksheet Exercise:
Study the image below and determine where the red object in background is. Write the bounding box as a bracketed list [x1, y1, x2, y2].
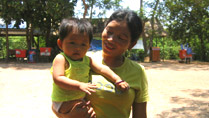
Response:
[29, 50, 36, 55]
[40, 47, 51, 56]
[179, 49, 192, 60]
[152, 47, 160, 62]
[15, 49, 26, 58]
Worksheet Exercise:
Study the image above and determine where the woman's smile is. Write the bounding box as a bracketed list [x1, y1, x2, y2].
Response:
[104, 42, 115, 50]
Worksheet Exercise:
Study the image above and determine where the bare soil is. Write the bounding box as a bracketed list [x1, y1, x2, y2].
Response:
[0, 59, 208, 118]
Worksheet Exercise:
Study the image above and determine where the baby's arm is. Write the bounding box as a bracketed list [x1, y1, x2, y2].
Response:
[52, 54, 97, 95]
[89, 57, 129, 91]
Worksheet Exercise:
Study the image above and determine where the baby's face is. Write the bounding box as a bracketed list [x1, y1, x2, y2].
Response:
[61, 32, 90, 61]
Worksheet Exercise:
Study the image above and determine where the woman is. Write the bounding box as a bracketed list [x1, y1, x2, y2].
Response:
[55, 9, 149, 118]
[86, 9, 149, 118]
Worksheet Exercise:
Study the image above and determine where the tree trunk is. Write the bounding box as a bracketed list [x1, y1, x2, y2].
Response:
[149, 0, 159, 61]
[140, 0, 148, 56]
[30, 26, 38, 49]
[45, 23, 51, 47]
[82, 0, 88, 19]
[26, 22, 31, 50]
[30, 24, 35, 48]
[140, 0, 143, 17]
[142, 21, 148, 56]
[89, 1, 94, 22]
[6, 23, 9, 62]
[199, 36, 206, 61]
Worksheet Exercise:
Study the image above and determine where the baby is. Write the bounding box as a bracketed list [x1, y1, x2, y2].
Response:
[51, 18, 129, 117]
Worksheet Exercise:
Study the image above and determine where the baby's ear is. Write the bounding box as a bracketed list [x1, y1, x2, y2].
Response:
[57, 39, 63, 50]
[128, 41, 137, 50]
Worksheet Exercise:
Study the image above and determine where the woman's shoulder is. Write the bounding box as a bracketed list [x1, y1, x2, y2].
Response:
[125, 58, 145, 71]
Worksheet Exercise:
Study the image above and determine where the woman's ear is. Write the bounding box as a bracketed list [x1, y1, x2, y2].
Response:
[128, 41, 137, 50]
[57, 39, 63, 50]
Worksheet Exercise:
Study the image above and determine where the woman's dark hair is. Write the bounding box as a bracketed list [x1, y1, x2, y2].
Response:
[105, 9, 143, 43]
[59, 18, 93, 43]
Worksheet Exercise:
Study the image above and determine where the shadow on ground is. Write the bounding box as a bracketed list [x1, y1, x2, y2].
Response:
[1, 60, 209, 71]
[140, 60, 209, 71]
[156, 89, 209, 118]
[0, 62, 52, 70]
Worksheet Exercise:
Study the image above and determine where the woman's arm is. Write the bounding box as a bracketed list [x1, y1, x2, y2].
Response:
[132, 102, 147, 118]
[52, 54, 97, 95]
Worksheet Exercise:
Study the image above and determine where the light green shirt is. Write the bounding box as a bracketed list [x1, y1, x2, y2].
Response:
[51, 53, 90, 102]
[86, 57, 149, 118]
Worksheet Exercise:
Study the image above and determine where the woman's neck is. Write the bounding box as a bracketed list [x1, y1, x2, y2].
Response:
[102, 53, 124, 68]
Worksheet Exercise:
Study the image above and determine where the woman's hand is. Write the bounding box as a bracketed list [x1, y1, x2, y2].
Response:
[69, 101, 96, 118]
[52, 100, 96, 118]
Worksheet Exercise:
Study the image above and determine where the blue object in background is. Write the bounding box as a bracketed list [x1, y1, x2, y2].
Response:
[184, 43, 189, 50]
[28, 49, 37, 63]
[186, 47, 195, 55]
[180, 44, 184, 50]
[180, 43, 195, 55]
[187, 47, 192, 54]
[29, 53, 34, 62]
[181, 43, 189, 50]
[89, 39, 102, 51]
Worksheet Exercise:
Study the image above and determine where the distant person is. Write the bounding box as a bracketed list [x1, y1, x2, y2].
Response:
[51, 18, 129, 118]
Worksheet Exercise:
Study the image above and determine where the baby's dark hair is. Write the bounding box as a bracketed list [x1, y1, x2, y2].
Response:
[59, 18, 93, 43]
[105, 9, 143, 43]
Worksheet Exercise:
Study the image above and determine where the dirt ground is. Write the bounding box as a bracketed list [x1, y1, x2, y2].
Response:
[0, 59, 209, 118]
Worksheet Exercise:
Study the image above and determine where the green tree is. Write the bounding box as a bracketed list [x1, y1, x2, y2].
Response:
[164, 0, 209, 61]
[0, 0, 22, 61]
[143, 0, 209, 61]
[141, 0, 162, 59]
[20, 0, 77, 47]
[0, 0, 77, 47]
[81, 0, 122, 20]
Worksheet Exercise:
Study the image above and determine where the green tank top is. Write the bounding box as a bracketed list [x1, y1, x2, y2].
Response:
[51, 52, 90, 102]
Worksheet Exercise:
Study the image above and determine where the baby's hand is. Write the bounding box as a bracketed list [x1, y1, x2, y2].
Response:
[115, 80, 129, 92]
[79, 83, 98, 95]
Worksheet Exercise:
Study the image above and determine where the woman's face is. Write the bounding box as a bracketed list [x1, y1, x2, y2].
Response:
[102, 20, 133, 57]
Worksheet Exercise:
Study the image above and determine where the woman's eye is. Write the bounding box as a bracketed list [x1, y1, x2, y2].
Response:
[107, 32, 112, 35]
[107, 30, 113, 35]
[119, 37, 125, 41]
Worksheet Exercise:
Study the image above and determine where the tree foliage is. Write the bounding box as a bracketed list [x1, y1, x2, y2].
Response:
[144, 0, 209, 61]
[164, 0, 209, 61]
[81, 0, 122, 20]
[0, 0, 77, 46]
[0, 0, 77, 61]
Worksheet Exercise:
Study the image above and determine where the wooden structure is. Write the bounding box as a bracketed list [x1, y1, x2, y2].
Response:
[0, 28, 42, 61]
[0, 28, 41, 36]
